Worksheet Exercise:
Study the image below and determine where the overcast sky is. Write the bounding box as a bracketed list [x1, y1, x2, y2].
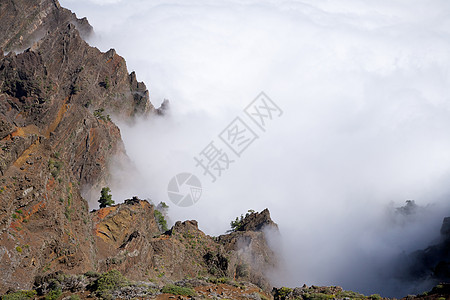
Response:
[61, 0, 450, 296]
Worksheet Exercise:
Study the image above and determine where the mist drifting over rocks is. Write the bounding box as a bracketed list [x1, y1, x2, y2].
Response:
[60, 0, 450, 297]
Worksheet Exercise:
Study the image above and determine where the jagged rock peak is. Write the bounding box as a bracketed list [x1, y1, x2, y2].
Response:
[0, 0, 93, 52]
[156, 99, 170, 115]
[238, 208, 278, 232]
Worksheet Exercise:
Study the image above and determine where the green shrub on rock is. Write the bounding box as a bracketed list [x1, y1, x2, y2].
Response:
[93, 270, 128, 292]
[98, 187, 114, 208]
[2, 290, 37, 300]
[154, 209, 168, 232]
[44, 288, 61, 300]
[274, 287, 293, 299]
[161, 284, 196, 297]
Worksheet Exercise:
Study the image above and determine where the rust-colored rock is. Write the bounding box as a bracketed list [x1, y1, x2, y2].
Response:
[91, 199, 279, 290]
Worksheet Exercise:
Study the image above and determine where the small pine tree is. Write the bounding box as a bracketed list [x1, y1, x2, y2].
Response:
[230, 215, 244, 232]
[99, 187, 114, 208]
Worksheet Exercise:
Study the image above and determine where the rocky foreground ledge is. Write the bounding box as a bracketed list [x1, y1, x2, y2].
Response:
[2, 271, 449, 299]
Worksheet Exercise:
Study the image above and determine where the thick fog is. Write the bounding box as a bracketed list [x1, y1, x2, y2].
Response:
[61, 0, 450, 297]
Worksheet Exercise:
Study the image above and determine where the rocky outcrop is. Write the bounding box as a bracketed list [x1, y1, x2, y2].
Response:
[219, 209, 279, 291]
[235, 208, 278, 232]
[91, 200, 278, 291]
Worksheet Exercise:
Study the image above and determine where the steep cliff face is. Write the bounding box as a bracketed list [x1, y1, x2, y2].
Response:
[219, 209, 279, 290]
[0, 0, 92, 52]
[0, 0, 152, 293]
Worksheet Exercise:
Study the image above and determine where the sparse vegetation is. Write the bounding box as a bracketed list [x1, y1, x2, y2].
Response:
[98, 187, 114, 208]
[230, 209, 255, 232]
[64, 206, 72, 221]
[157, 201, 169, 210]
[259, 293, 270, 300]
[70, 84, 80, 95]
[230, 216, 244, 231]
[88, 270, 129, 299]
[103, 76, 110, 89]
[274, 287, 293, 299]
[84, 270, 101, 278]
[93, 270, 128, 291]
[93, 108, 111, 121]
[2, 290, 36, 300]
[161, 284, 196, 297]
[44, 288, 61, 300]
[235, 263, 248, 278]
[337, 290, 367, 299]
[48, 159, 62, 178]
[303, 293, 334, 300]
[42, 263, 51, 272]
[208, 277, 230, 284]
[154, 209, 168, 232]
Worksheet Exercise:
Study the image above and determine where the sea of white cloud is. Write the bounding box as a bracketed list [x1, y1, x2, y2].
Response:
[61, 0, 450, 296]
